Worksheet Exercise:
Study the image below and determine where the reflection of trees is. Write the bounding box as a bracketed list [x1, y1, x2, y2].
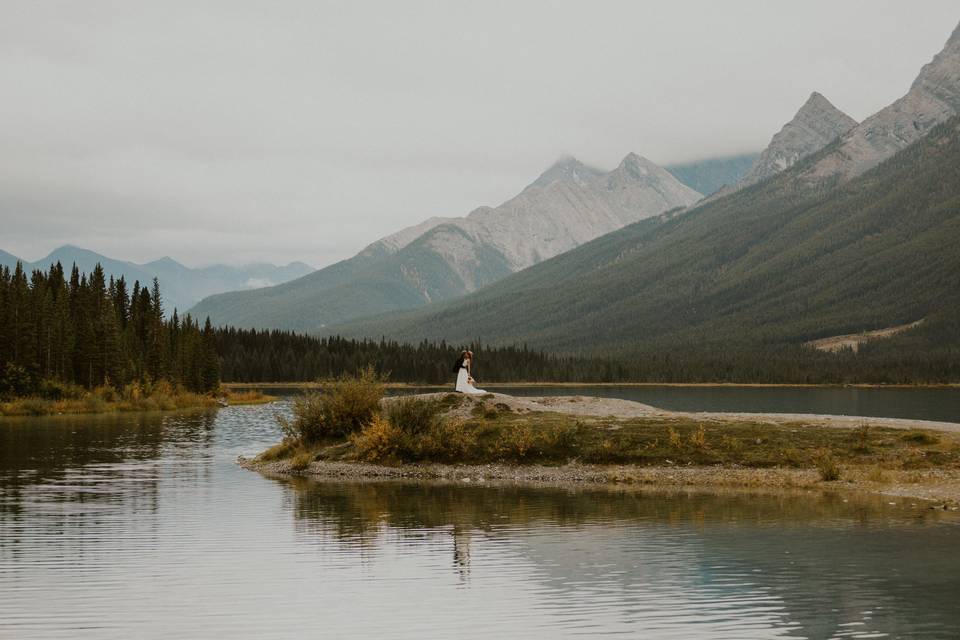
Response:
[0, 410, 218, 538]
[286, 480, 936, 538]
[286, 479, 957, 638]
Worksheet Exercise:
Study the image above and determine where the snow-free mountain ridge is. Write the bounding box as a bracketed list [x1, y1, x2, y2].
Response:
[803, 22, 960, 182]
[190, 153, 702, 331]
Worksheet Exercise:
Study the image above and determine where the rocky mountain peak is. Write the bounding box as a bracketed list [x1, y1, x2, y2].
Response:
[529, 156, 603, 188]
[804, 20, 960, 182]
[735, 92, 857, 189]
[948, 21, 960, 47]
[615, 152, 658, 176]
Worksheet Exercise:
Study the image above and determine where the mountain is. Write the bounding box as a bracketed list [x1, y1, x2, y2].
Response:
[735, 92, 857, 189]
[664, 152, 760, 196]
[803, 22, 960, 183]
[0, 246, 313, 313]
[330, 115, 960, 356]
[189, 153, 702, 331]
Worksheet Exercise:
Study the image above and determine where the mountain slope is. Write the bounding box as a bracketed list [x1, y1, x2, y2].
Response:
[331, 116, 960, 355]
[804, 21, 960, 183]
[664, 152, 760, 197]
[0, 246, 313, 313]
[190, 154, 702, 331]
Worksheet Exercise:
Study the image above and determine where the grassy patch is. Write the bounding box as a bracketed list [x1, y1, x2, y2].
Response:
[901, 430, 940, 445]
[334, 408, 960, 472]
[222, 389, 276, 405]
[0, 380, 219, 416]
[258, 381, 960, 476]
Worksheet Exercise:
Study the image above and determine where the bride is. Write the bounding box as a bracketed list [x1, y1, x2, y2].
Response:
[454, 350, 486, 394]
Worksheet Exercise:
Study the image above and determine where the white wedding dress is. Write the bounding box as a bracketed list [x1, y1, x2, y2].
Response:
[456, 361, 486, 394]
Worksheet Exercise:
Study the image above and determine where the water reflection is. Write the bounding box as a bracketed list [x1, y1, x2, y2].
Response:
[1, 403, 958, 639]
[285, 479, 959, 639]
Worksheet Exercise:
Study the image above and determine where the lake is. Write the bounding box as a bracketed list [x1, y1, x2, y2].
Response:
[2, 398, 959, 639]
[437, 384, 960, 424]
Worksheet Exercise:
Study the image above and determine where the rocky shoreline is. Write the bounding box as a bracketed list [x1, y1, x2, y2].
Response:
[238, 456, 960, 509]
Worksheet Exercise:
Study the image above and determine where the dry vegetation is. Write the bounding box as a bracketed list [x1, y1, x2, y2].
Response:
[0, 379, 220, 416]
[257, 372, 960, 486]
[0, 381, 274, 417]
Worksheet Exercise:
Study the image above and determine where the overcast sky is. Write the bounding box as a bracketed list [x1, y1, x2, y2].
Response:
[2, 1, 958, 268]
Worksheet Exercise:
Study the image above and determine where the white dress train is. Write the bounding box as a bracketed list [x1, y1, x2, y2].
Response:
[456, 363, 486, 394]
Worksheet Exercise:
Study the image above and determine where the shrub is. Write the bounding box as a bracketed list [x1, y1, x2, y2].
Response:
[544, 422, 578, 454]
[689, 425, 708, 449]
[38, 379, 85, 401]
[852, 424, 871, 452]
[816, 452, 841, 481]
[122, 381, 145, 401]
[350, 415, 408, 463]
[19, 398, 50, 416]
[258, 440, 299, 462]
[668, 427, 684, 450]
[497, 424, 537, 460]
[82, 395, 108, 414]
[289, 451, 314, 471]
[387, 396, 445, 435]
[418, 419, 478, 462]
[866, 465, 890, 483]
[279, 367, 385, 443]
[0, 363, 35, 400]
[93, 385, 119, 403]
[900, 430, 939, 445]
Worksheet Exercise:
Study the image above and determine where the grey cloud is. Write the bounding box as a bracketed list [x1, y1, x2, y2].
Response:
[1, 0, 957, 266]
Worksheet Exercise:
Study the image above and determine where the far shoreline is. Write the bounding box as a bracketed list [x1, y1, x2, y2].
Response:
[223, 381, 960, 390]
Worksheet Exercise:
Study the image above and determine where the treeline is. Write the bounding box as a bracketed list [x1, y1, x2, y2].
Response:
[215, 324, 960, 385]
[3, 263, 956, 396]
[215, 329, 577, 384]
[0, 262, 219, 398]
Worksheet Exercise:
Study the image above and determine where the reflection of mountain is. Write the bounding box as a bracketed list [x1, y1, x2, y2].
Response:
[285, 480, 959, 638]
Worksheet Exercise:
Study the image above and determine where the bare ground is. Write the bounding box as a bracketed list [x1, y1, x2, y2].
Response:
[805, 319, 925, 353]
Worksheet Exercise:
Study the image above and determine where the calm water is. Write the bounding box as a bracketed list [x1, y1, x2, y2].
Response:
[2, 401, 960, 639]
[486, 385, 960, 423]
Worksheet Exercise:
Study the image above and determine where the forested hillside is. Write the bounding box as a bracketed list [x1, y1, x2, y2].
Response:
[331, 117, 960, 363]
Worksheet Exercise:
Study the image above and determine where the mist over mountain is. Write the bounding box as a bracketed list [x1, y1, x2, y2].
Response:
[327, 22, 960, 357]
[189, 153, 701, 331]
[664, 153, 760, 197]
[0, 246, 313, 314]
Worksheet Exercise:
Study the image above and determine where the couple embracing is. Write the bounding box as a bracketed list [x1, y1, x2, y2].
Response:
[452, 350, 486, 395]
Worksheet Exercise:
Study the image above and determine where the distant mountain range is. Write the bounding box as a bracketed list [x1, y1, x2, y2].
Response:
[0, 246, 313, 314]
[327, 20, 960, 356]
[189, 152, 718, 331]
[332, 115, 960, 356]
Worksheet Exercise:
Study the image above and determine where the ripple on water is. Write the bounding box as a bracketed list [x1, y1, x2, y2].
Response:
[0, 402, 959, 639]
